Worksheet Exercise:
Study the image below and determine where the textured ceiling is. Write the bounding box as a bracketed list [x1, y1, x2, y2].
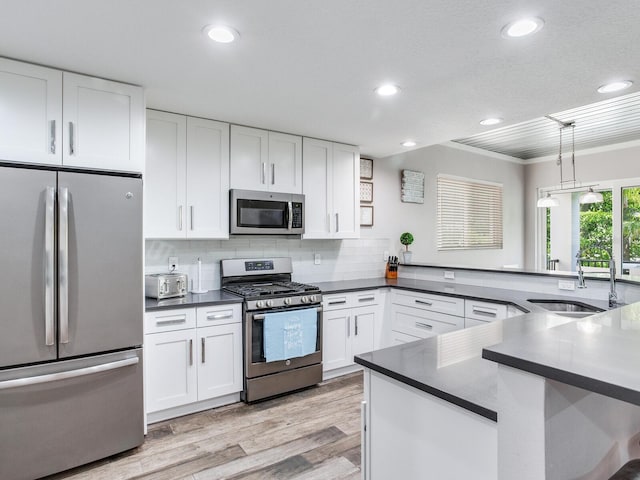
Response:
[1, 0, 639, 158]
[452, 91, 640, 160]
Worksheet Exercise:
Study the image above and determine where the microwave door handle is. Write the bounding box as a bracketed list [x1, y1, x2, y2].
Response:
[287, 201, 293, 230]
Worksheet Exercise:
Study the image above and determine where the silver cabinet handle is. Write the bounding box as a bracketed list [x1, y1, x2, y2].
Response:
[178, 205, 183, 231]
[271, 163, 275, 184]
[156, 317, 187, 326]
[49, 120, 56, 154]
[0, 357, 139, 391]
[327, 213, 331, 233]
[347, 316, 351, 337]
[58, 187, 69, 344]
[358, 297, 375, 302]
[335, 213, 339, 232]
[472, 307, 498, 317]
[68, 122, 75, 155]
[415, 299, 433, 306]
[206, 312, 233, 320]
[328, 299, 347, 305]
[287, 201, 293, 230]
[355, 316, 359, 336]
[415, 322, 433, 330]
[261, 162, 267, 184]
[44, 187, 55, 346]
[189, 339, 193, 366]
[190, 205, 194, 231]
[201, 337, 205, 363]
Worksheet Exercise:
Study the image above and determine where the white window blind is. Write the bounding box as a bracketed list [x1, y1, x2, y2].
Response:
[437, 175, 503, 250]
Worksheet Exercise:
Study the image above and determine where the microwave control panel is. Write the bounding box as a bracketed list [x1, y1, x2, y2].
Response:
[292, 202, 303, 228]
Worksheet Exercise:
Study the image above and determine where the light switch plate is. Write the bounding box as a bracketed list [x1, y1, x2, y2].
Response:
[168, 256, 178, 272]
[444, 271, 455, 280]
[558, 280, 576, 291]
[314, 253, 321, 265]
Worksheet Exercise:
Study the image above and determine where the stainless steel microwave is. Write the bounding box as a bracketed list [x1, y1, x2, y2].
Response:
[230, 189, 304, 235]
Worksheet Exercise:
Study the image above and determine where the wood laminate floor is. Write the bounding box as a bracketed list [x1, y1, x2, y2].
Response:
[46, 372, 363, 480]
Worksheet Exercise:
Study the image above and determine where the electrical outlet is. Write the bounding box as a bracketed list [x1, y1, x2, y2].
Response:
[444, 271, 455, 280]
[168, 256, 178, 272]
[314, 253, 321, 265]
[383, 250, 389, 261]
[558, 280, 575, 291]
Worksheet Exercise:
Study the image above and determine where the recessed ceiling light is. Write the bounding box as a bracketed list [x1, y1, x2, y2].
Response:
[501, 17, 544, 38]
[203, 25, 239, 43]
[401, 140, 417, 147]
[375, 84, 400, 96]
[480, 118, 503, 126]
[597, 80, 633, 93]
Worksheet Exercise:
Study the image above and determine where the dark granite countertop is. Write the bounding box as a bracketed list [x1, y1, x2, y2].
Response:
[145, 290, 242, 312]
[355, 313, 574, 421]
[483, 302, 640, 407]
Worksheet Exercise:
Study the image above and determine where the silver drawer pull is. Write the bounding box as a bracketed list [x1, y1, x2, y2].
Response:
[415, 322, 433, 330]
[358, 297, 375, 302]
[156, 317, 187, 326]
[328, 300, 347, 305]
[472, 308, 497, 317]
[206, 313, 233, 320]
[201, 337, 206, 363]
[415, 299, 433, 306]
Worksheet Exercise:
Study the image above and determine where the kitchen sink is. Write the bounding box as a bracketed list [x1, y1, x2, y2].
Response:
[527, 299, 604, 318]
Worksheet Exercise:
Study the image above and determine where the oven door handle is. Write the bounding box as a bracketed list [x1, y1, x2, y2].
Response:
[252, 306, 322, 321]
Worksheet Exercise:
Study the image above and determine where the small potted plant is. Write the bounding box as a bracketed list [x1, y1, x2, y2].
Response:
[400, 232, 414, 264]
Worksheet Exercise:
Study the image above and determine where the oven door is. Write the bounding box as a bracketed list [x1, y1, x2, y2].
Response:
[245, 305, 322, 379]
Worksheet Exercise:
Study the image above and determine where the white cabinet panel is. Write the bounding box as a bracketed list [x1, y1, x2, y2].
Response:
[196, 303, 241, 328]
[268, 131, 302, 193]
[144, 307, 196, 334]
[197, 323, 242, 400]
[332, 143, 359, 238]
[323, 309, 351, 371]
[145, 329, 197, 413]
[352, 307, 375, 357]
[391, 289, 465, 317]
[0, 58, 62, 165]
[63, 72, 144, 172]
[230, 125, 269, 191]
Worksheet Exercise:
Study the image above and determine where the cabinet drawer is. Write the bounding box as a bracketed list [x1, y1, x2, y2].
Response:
[390, 330, 423, 345]
[323, 289, 379, 310]
[464, 300, 507, 322]
[145, 308, 196, 334]
[391, 290, 464, 317]
[392, 305, 463, 339]
[196, 304, 241, 328]
[464, 318, 491, 329]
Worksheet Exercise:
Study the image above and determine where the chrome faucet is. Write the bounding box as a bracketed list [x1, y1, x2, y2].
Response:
[576, 253, 586, 289]
[609, 258, 619, 307]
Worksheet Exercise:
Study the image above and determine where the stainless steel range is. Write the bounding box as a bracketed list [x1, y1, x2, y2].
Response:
[221, 257, 322, 402]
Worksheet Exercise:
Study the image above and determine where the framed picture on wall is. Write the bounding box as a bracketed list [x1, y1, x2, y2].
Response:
[360, 158, 373, 179]
[360, 181, 373, 203]
[360, 205, 374, 226]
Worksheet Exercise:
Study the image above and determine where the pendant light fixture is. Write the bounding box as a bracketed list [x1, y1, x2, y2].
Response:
[537, 116, 602, 208]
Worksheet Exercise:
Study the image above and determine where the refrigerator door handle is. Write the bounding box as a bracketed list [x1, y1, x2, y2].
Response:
[45, 187, 56, 346]
[59, 187, 70, 344]
[0, 357, 139, 391]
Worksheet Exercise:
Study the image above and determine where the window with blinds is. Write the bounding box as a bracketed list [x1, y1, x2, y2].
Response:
[437, 175, 503, 250]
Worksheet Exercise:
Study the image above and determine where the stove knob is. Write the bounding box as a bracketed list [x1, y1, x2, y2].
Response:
[256, 300, 265, 309]
[266, 299, 274, 307]
[301, 296, 309, 304]
[283, 297, 292, 305]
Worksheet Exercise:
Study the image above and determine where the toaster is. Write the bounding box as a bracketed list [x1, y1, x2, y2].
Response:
[145, 273, 188, 299]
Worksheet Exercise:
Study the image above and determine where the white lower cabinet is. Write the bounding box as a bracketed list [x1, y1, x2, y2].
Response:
[322, 291, 379, 375]
[144, 304, 242, 421]
[464, 298, 514, 328]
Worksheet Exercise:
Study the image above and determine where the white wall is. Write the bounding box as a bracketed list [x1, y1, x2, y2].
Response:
[524, 140, 640, 269]
[368, 143, 525, 268]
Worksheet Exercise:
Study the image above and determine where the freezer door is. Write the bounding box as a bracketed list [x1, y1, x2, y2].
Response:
[0, 348, 143, 480]
[0, 165, 58, 368]
[58, 171, 143, 357]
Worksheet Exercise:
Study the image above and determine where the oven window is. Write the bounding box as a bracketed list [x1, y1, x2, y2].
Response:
[252, 313, 321, 363]
[238, 200, 286, 228]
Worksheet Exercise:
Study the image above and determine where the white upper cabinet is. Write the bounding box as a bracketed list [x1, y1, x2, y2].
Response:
[145, 110, 230, 239]
[0, 58, 62, 165]
[303, 138, 360, 239]
[62, 73, 144, 172]
[230, 125, 302, 193]
[0, 58, 144, 172]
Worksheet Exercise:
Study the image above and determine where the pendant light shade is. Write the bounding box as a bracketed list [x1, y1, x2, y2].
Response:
[579, 187, 604, 204]
[537, 193, 560, 208]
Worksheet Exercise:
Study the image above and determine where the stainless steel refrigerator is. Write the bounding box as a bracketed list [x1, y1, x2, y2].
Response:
[0, 163, 144, 480]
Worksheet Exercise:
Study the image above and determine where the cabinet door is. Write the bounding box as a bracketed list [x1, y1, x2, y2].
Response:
[268, 132, 302, 193]
[144, 110, 187, 238]
[352, 306, 376, 357]
[0, 58, 62, 165]
[302, 137, 332, 239]
[331, 143, 360, 238]
[186, 117, 230, 238]
[391, 305, 463, 339]
[145, 329, 197, 413]
[230, 125, 269, 191]
[197, 323, 243, 400]
[323, 309, 352, 371]
[63, 72, 144, 172]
